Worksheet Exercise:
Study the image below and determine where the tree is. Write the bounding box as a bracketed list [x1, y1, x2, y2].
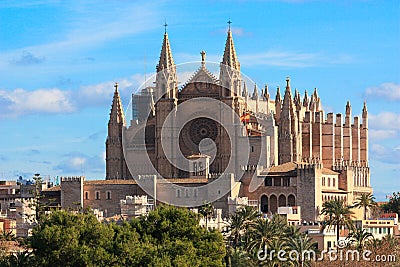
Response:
[29, 210, 115, 267]
[130, 205, 226, 267]
[198, 202, 214, 230]
[381, 192, 400, 216]
[347, 228, 373, 251]
[246, 215, 286, 255]
[287, 235, 317, 267]
[228, 206, 259, 250]
[321, 199, 355, 242]
[353, 193, 377, 220]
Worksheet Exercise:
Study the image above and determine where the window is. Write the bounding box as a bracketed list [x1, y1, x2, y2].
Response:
[327, 241, 332, 248]
[193, 162, 197, 175]
[95, 191, 100, 200]
[265, 177, 272, 186]
[185, 189, 189, 198]
[322, 177, 325, 186]
[85, 191, 89, 200]
[106, 191, 111, 200]
[328, 178, 331, 187]
[333, 178, 336, 187]
[251, 146, 254, 152]
[283, 177, 290, 187]
[274, 177, 281, 186]
[176, 189, 181, 198]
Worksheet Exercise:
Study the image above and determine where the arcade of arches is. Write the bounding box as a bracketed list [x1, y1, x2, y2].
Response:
[260, 194, 296, 213]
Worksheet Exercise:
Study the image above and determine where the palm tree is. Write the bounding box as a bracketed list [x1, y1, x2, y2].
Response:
[287, 235, 317, 267]
[352, 193, 377, 220]
[347, 228, 373, 251]
[229, 206, 258, 249]
[246, 216, 285, 254]
[199, 202, 214, 229]
[321, 199, 355, 242]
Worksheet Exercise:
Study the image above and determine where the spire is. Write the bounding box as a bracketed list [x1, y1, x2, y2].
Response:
[242, 81, 248, 98]
[252, 83, 259, 99]
[346, 101, 351, 115]
[285, 77, 291, 92]
[110, 82, 125, 125]
[303, 90, 309, 108]
[263, 84, 270, 100]
[222, 23, 240, 71]
[275, 86, 282, 122]
[275, 86, 282, 102]
[362, 101, 368, 117]
[156, 31, 175, 72]
[294, 89, 301, 110]
[283, 77, 293, 107]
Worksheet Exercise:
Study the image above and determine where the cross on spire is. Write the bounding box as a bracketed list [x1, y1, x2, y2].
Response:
[163, 20, 168, 33]
[227, 19, 232, 30]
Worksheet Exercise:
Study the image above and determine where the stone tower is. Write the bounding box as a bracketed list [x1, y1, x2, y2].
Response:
[278, 78, 301, 164]
[105, 83, 130, 179]
[219, 27, 241, 97]
[154, 29, 179, 178]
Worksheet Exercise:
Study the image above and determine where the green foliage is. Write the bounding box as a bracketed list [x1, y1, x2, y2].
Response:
[321, 199, 355, 241]
[352, 193, 377, 220]
[6, 206, 226, 267]
[381, 192, 400, 216]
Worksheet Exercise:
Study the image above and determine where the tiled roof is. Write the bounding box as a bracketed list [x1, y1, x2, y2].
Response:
[322, 168, 339, 175]
[43, 185, 61, 191]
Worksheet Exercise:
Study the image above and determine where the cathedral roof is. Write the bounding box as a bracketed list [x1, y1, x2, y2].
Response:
[259, 162, 339, 176]
[221, 29, 240, 71]
[157, 32, 175, 72]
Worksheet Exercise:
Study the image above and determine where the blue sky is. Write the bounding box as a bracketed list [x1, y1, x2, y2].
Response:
[0, 0, 399, 201]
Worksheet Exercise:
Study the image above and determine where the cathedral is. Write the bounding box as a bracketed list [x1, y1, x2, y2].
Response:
[104, 26, 372, 221]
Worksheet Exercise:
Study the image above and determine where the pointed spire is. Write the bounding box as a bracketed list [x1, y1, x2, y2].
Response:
[222, 23, 240, 71]
[156, 30, 175, 72]
[285, 77, 291, 92]
[275, 86, 282, 102]
[313, 87, 319, 98]
[263, 84, 270, 100]
[294, 89, 301, 110]
[275, 86, 282, 122]
[345, 101, 352, 116]
[242, 81, 248, 98]
[252, 83, 259, 99]
[362, 100, 368, 116]
[303, 90, 309, 108]
[110, 82, 125, 125]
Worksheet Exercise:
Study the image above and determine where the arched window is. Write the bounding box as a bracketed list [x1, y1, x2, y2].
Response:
[288, 195, 296, 206]
[261, 195, 268, 213]
[278, 194, 286, 207]
[270, 195, 278, 213]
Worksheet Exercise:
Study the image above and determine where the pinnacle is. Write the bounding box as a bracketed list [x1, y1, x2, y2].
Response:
[222, 29, 240, 71]
[157, 32, 175, 72]
[110, 82, 125, 125]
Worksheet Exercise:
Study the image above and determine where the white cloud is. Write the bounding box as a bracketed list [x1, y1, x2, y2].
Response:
[370, 144, 400, 165]
[369, 129, 398, 140]
[55, 152, 105, 174]
[365, 82, 400, 102]
[369, 112, 400, 130]
[0, 73, 149, 117]
[0, 88, 75, 116]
